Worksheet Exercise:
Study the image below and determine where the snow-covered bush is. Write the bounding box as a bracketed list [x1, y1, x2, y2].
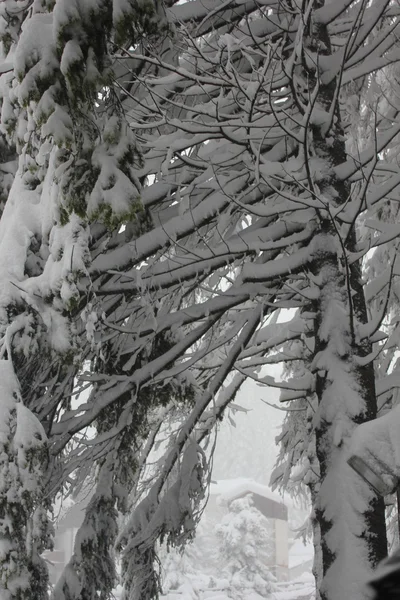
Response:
[160, 542, 231, 600]
[216, 494, 276, 599]
[158, 493, 276, 600]
[161, 548, 201, 598]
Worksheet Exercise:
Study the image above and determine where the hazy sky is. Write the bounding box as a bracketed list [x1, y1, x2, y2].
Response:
[212, 372, 285, 486]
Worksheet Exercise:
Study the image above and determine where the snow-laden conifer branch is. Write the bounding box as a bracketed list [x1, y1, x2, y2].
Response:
[117, 306, 263, 599]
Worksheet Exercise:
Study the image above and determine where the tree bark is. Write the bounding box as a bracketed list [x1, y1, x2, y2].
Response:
[305, 5, 388, 599]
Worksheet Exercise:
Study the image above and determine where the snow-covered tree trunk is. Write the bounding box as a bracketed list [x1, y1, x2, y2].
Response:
[301, 6, 388, 599]
[312, 235, 388, 600]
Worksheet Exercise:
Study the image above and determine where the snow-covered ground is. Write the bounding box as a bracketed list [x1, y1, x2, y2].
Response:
[289, 539, 314, 581]
[275, 574, 315, 600]
[113, 573, 315, 600]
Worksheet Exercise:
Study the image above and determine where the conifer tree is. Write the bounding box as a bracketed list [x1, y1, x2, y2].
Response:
[0, 0, 158, 595]
[0, 360, 50, 600]
[216, 494, 276, 600]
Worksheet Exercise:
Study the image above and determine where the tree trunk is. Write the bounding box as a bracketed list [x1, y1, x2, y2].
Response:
[306, 6, 388, 600]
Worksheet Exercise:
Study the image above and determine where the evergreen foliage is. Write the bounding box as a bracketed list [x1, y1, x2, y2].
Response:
[0, 360, 50, 600]
[216, 494, 276, 600]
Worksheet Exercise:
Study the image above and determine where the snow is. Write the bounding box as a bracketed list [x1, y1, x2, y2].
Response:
[60, 39, 84, 79]
[0, 153, 88, 351]
[14, 402, 46, 449]
[348, 404, 400, 494]
[316, 458, 377, 600]
[53, 0, 105, 37]
[242, 246, 311, 283]
[42, 105, 74, 146]
[145, 576, 315, 600]
[0, 174, 41, 322]
[14, 13, 57, 100]
[113, 0, 140, 28]
[210, 478, 287, 507]
[0, 361, 19, 443]
[275, 575, 315, 600]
